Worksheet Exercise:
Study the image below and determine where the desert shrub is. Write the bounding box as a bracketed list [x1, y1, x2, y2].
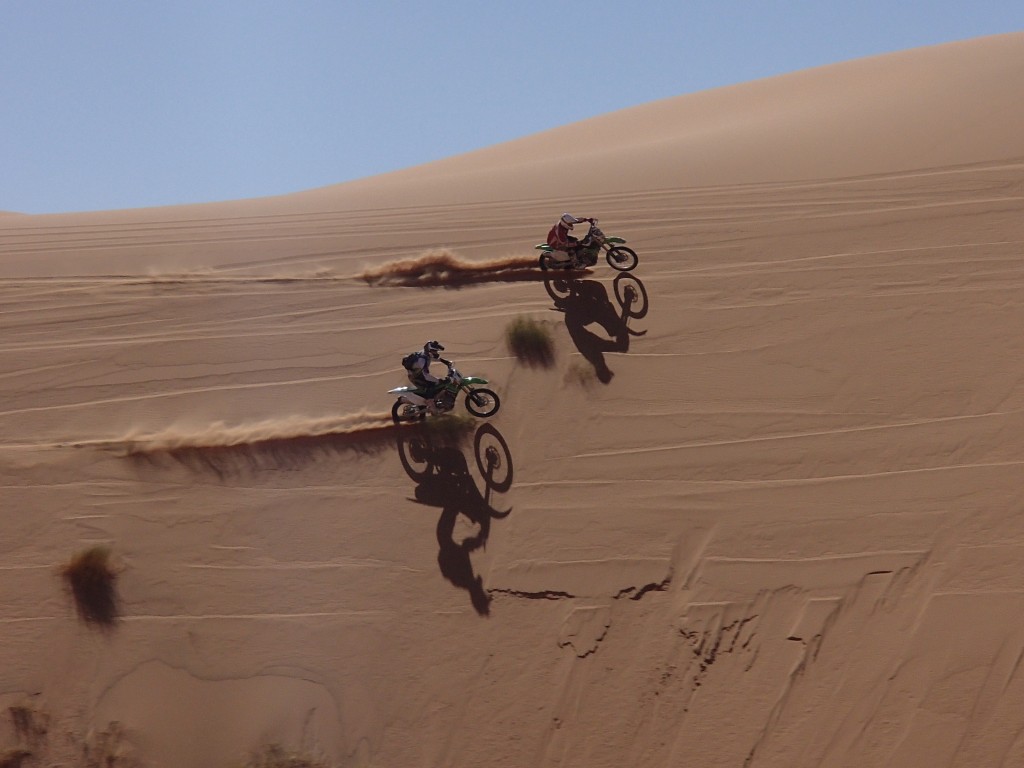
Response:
[8, 703, 47, 747]
[505, 316, 555, 368]
[60, 546, 119, 627]
[0, 753, 33, 768]
[0, 709, 142, 768]
[81, 722, 139, 768]
[0, 749, 32, 768]
[420, 413, 476, 443]
[564, 360, 597, 388]
[242, 744, 329, 768]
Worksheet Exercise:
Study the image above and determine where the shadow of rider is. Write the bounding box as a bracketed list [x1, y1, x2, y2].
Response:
[396, 423, 513, 616]
[545, 274, 648, 383]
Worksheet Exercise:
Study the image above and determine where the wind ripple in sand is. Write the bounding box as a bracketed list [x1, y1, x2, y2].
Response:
[88, 411, 395, 457]
[358, 249, 542, 287]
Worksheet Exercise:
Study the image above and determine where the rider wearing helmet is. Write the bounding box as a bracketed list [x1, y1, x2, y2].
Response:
[404, 340, 448, 396]
[547, 213, 596, 262]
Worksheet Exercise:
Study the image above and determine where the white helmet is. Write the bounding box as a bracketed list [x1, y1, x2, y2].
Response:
[560, 213, 577, 227]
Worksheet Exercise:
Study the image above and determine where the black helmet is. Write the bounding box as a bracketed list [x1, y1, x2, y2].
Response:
[424, 340, 444, 359]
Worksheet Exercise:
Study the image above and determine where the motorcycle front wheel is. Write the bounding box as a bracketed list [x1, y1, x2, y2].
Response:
[392, 399, 425, 424]
[465, 388, 500, 418]
[606, 246, 638, 271]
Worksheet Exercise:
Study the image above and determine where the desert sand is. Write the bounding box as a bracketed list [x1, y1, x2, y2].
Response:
[2, 31, 1024, 767]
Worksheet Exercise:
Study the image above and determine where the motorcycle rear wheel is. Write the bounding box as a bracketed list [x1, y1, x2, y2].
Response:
[543, 276, 573, 302]
[397, 433, 435, 482]
[465, 388, 500, 418]
[606, 246, 638, 271]
[539, 253, 558, 271]
[392, 400, 425, 424]
[539, 252, 578, 271]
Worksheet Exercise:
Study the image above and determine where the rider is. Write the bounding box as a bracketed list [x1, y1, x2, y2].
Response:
[547, 213, 596, 263]
[405, 340, 449, 398]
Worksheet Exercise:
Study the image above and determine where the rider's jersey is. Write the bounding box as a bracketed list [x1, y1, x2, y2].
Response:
[548, 215, 587, 250]
[548, 223, 575, 250]
[406, 352, 440, 388]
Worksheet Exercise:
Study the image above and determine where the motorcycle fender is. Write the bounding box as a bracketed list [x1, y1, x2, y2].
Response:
[535, 244, 554, 251]
[461, 377, 489, 386]
[390, 389, 428, 406]
[605, 236, 626, 244]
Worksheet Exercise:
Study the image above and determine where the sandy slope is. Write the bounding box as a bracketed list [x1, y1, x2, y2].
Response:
[2, 32, 1024, 768]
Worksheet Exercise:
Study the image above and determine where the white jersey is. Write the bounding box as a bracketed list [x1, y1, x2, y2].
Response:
[406, 352, 440, 384]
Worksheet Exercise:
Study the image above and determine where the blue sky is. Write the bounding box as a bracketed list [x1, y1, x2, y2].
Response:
[2, 2, 1022, 214]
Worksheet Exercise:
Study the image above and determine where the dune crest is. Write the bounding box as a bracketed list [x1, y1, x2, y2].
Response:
[282, 32, 1024, 210]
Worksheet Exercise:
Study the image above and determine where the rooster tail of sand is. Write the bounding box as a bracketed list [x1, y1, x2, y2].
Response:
[91, 411, 396, 457]
[358, 248, 540, 286]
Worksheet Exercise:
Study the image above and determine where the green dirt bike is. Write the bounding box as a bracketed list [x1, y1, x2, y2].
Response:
[535, 219, 638, 272]
[389, 359, 501, 423]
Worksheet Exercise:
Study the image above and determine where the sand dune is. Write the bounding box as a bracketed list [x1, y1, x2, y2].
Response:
[2, 32, 1024, 767]
[291, 31, 1024, 209]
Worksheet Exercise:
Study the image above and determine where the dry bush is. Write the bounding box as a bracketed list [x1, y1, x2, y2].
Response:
[242, 744, 330, 768]
[564, 360, 598, 388]
[420, 413, 476, 444]
[0, 708, 139, 768]
[60, 546, 119, 627]
[0, 753, 33, 768]
[8, 703, 47, 747]
[0, 701, 48, 768]
[0, 749, 32, 768]
[505, 316, 555, 368]
[81, 722, 139, 768]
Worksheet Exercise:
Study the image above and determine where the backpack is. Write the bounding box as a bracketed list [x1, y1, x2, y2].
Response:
[402, 352, 422, 373]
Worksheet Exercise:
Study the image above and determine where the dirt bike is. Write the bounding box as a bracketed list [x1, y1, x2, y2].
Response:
[390, 359, 500, 423]
[535, 219, 638, 272]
